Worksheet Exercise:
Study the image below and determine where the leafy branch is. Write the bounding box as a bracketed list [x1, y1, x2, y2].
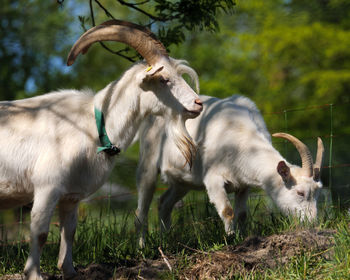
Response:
[62, 0, 236, 61]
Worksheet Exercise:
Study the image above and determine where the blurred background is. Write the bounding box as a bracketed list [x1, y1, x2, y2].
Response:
[0, 0, 349, 241]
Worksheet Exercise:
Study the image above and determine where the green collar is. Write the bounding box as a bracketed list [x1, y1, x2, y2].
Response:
[94, 107, 120, 156]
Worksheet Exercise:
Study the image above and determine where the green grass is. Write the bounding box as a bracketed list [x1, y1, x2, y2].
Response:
[252, 215, 350, 280]
[0, 191, 350, 279]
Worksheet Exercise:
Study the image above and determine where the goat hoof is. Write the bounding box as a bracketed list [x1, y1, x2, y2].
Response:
[225, 223, 235, 236]
[24, 272, 43, 280]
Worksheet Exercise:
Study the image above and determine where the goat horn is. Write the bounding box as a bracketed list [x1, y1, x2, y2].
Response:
[67, 19, 168, 66]
[314, 137, 324, 171]
[272, 132, 313, 177]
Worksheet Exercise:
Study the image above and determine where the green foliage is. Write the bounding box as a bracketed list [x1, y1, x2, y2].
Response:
[0, 0, 236, 96]
[174, 0, 350, 110]
[76, 0, 236, 61]
[0, 0, 74, 100]
[154, 0, 235, 32]
[170, 0, 350, 204]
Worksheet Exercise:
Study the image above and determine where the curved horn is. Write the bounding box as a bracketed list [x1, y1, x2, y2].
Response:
[313, 137, 324, 181]
[272, 132, 313, 177]
[314, 137, 324, 169]
[67, 20, 168, 66]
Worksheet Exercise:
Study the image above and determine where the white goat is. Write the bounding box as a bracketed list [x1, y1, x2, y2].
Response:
[0, 20, 202, 280]
[135, 95, 324, 246]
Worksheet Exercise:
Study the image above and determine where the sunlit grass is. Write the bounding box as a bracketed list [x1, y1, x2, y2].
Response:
[0, 190, 349, 279]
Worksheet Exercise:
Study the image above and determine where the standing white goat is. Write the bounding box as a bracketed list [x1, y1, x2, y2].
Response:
[135, 95, 324, 247]
[0, 20, 202, 280]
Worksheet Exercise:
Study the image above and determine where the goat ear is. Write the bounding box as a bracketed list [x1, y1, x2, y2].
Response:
[277, 161, 291, 182]
[313, 167, 321, 182]
[142, 66, 164, 83]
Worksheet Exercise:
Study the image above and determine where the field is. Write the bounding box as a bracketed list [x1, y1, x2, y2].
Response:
[1, 189, 349, 280]
[1, 0, 350, 279]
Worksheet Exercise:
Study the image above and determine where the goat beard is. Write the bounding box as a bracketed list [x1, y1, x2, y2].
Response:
[166, 114, 197, 169]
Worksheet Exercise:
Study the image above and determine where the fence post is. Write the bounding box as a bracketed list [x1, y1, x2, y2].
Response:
[328, 104, 334, 193]
[283, 110, 288, 155]
[17, 206, 23, 256]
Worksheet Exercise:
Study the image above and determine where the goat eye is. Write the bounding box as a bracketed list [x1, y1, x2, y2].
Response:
[297, 191, 305, 197]
[160, 78, 170, 85]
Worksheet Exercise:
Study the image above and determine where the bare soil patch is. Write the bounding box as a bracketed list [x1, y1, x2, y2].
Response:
[0, 229, 335, 280]
[180, 229, 335, 279]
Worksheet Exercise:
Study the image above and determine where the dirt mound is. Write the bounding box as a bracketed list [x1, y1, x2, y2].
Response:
[72, 259, 173, 280]
[0, 229, 335, 280]
[0, 261, 172, 280]
[180, 229, 335, 279]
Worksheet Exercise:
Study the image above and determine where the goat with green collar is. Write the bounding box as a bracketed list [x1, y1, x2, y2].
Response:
[0, 20, 202, 280]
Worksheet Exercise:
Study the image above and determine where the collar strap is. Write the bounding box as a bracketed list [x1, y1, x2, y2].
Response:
[94, 107, 120, 156]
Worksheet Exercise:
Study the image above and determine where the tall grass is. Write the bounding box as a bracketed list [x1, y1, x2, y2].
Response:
[0, 191, 349, 278]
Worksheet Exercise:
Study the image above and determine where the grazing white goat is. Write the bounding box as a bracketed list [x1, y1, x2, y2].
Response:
[0, 20, 202, 280]
[135, 95, 324, 246]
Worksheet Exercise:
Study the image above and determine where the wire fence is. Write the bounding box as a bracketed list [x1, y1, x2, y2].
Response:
[0, 100, 349, 243]
[265, 101, 349, 190]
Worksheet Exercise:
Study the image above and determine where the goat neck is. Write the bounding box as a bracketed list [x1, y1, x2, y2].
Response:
[93, 66, 145, 151]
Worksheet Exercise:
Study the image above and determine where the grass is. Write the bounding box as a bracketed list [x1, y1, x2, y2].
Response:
[258, 217, 350, 280]
[0, 190, 349, 279]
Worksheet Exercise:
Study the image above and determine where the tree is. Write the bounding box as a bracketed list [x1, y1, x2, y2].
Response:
[60, 0, 236, 62]
[169, 0, 350, 205]
[1, 0, 236, 98]
[0, 0, 74, 100]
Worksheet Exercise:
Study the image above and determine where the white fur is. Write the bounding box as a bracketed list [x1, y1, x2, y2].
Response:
[0, 57, 201, 280]
[135, 95, 322, 247]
